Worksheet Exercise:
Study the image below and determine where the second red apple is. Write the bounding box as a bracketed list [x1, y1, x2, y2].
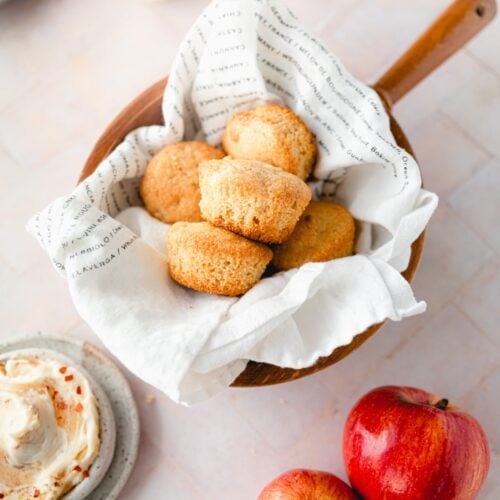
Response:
[258, 469, 356, 499]
[343, 385, 490, 500]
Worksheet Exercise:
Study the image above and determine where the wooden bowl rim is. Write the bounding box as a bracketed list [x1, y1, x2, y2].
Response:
[79, 77, 425, 387]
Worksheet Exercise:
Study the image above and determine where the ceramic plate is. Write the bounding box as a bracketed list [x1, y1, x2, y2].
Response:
[0, 347, 116, 499]
[0, 333, 140, 500]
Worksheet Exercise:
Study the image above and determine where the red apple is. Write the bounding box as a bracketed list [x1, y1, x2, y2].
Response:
[258, 469, 357, 499]
[343, 386, 490, 500]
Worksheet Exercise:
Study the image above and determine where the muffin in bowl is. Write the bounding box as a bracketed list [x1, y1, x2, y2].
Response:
[140, 141, 224, 224]
[167, 221, 272, 296]
[273, 201, 355, 270]
[222, 103, 317, 180]
[199, 157, 311, 244]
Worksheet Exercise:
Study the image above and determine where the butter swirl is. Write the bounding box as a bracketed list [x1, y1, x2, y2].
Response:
[0, 355, 100, 499]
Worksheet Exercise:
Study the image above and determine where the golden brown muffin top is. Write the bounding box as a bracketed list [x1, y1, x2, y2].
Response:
[273, 201, 355, 270]
[168, 221, 272, 261]
[222, 103, 317, 179]
[140, 141, 224, 224]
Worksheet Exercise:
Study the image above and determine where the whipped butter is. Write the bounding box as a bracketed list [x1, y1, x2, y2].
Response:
[0, 355, 100, 499]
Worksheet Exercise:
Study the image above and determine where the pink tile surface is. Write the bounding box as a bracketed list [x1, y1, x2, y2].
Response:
[355, 304, 498, 401]
[483, 453, 500, 500]
[407, 203, 493, 322]
[467, 13, 500, 80]
[462, 365, 500, 452]
[285, 0, 362, 32]
[454, 256, 500, 345]
[395, 51, 483, 134]
[449, 160, 500, 253]
[0, 1, 499, 499]
[411, 112, 491, 196]
[441, 66, 500, 158]
[319, 0, 450, 82]
[0, 141, 86, 271]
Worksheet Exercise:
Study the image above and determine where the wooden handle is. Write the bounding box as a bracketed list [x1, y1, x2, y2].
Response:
[374, 0, 497, 107]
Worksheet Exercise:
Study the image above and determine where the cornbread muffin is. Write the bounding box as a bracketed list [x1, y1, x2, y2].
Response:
[273, 201, 355, 270]
[199, 158, 312, 244]
[140, 141, 224, 223]
[167, 222, 273, 296]
[222, 103, 317, 179]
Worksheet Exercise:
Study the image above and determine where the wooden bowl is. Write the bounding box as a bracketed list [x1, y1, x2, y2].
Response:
[79, 0, 497, 387]
[80, 77, 424, 387]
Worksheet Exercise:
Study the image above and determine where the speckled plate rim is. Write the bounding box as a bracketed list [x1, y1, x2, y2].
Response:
[0, 333, 140, 500]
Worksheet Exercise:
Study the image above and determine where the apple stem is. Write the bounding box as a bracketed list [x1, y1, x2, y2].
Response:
[434, 398, 449, 410]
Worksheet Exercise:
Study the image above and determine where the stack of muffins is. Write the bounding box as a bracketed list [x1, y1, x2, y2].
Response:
[140, 104, 355, 297]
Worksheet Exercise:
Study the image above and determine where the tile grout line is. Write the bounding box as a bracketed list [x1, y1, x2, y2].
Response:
[456, 302, 500, 349]
[463, 47, 500, 81]
[450, 252, 500, 347]
[0, 254, 17, 274]
[459, 361, 500, 408]
[439, 109, 499, 163]
[0, 0, 138, 116]
[229, 386, 336, 455]
[0, 141, 22, 169]
[401, 109, 494, 198]
[441, 157, 494, 202]
[440, 199, 498, 258]
[314, 0, 369, 34]
[436, 110, 495, 161]
[135, 429, 210, 500]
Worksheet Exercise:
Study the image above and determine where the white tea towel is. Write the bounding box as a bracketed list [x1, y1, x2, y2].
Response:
[28, 0, 438, 405]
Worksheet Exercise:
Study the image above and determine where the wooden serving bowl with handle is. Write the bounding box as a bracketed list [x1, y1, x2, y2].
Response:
[80, 0, 496, 387]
